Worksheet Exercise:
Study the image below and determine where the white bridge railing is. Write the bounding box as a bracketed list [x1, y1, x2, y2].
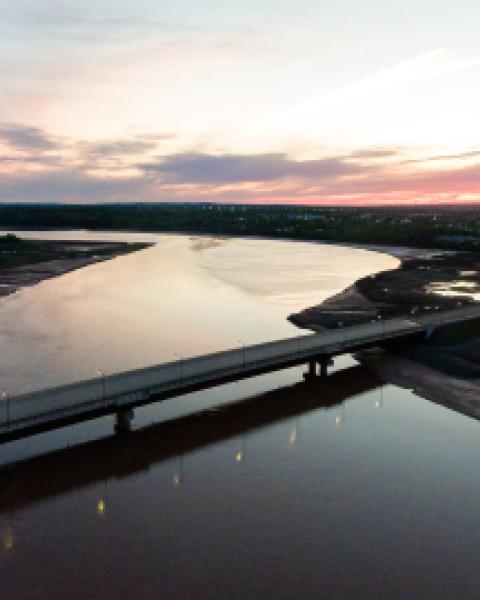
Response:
[2, 305, 480, 437]
[0, 317, 421, 435]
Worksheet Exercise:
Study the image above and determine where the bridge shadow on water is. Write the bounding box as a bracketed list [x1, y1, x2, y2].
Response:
[0, 364, 383, 515]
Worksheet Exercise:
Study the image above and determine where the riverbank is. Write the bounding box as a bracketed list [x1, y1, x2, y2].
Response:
[289, 249, 480, 331]
[289, 245, 480, 406]
[0, 236, 151, 299]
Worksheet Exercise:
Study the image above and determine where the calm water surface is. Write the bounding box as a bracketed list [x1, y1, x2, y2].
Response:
[0, 233, 479, 599]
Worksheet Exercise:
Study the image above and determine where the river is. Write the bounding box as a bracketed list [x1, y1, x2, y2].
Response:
[1, 232, 479, 599]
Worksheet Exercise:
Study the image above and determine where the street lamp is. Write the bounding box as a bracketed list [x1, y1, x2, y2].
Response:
[237, 339, 245, 370]
[174, 352, 184, 382]
[1, 390, 9, 427]
[96, 369, 106, 404]
[377, 314, 385, 337]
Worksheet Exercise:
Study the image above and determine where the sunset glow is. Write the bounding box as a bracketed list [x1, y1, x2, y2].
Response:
[2, 1, 480, 205]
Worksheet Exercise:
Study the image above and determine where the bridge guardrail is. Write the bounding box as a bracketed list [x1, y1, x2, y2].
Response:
[2, 305, 480, 433]
[0, 317, 420, 431]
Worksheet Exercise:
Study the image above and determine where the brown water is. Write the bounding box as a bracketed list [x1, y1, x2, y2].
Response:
[1, 233, 479, 599]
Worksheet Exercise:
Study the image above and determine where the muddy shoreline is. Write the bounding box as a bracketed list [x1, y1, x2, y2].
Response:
[0, 239, 152, 299]
[289, 248, 480, 331]
[289, 245, 480, 410]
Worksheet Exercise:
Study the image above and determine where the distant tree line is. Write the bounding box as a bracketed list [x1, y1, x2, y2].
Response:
[0, 203, 479, 250]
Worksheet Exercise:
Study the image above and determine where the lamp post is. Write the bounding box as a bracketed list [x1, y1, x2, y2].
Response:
[237, 339, 245, 370]
[97, 369, 106, 405]
[2, 390, 9, 428]
[377, 314, 385, 337]
[174, 352, 184, 382]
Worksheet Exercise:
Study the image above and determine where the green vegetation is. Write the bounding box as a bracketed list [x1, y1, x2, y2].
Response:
[291, 250, 480, 331]
[0, 233, 21, 246]
[0, 204, 480, 250]
[0, 233, 148, 270]
[0, 233, 61, 269]
[356, 252, 480, 318]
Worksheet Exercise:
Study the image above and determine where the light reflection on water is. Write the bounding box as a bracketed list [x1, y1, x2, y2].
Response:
[0, 233, 479, 599]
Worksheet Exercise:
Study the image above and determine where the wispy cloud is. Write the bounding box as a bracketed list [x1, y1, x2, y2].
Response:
[0, 169, 147, 203]
[263, 49, 480, 130]
[2, 122, 480, 205]
[78, 135, 173, 159]
[0, 123, 60, 152]
[140, 152, 366, 184]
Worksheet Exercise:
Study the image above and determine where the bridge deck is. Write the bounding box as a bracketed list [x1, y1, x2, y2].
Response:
[1, 306, 480, 441]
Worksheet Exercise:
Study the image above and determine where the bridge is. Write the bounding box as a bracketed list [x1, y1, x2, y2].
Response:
[1, 306, 479, 443]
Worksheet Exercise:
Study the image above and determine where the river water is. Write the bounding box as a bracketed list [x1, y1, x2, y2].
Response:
[1, 233, 479, 599]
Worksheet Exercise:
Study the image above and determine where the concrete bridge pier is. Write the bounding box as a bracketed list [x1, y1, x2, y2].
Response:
[303, 360, 317, 381]
[304, 356, 334, 381]
[304, 357, 333, 380]
[320, 357, 334, 378]
[115, 408, 134, 434]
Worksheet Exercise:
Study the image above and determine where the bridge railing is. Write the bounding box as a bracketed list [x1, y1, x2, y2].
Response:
[0, 317, 422, 431]
[3, 305, 480, 433]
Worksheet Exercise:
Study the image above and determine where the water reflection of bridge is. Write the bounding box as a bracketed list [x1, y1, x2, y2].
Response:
[0, 365, 383, 516]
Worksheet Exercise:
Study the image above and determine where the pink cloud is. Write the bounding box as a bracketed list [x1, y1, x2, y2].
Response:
[2, 123, 480, 205]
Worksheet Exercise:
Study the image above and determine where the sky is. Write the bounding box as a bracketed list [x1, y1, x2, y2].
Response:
[2, 0, 480, 205]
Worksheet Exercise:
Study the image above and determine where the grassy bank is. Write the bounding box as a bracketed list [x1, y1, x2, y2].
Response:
[0, 234, 148, 270]
[0, 234, 152, 300]
[290, 251, 480, 331]
[356, 252, 479, 318]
